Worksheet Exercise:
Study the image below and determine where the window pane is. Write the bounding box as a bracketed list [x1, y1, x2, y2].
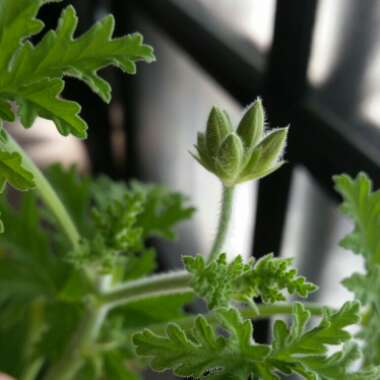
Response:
[310, 0, 380, 136]
[194, 0, 276, 53]
[281, 168, 362, 306]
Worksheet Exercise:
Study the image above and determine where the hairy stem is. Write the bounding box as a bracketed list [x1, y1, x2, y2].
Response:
[208, 185, 235, 262]
[20, 359, 44, 380]
[3, 131, 80, 248]
[43, 303, 108, 380]
[43, 276, 112, 380]
[100, 270, 192, 309]
[20, 299, 46, 380]
[144, 302, 327, 335]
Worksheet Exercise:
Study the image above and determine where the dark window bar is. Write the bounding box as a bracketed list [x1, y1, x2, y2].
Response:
[249, 0, 319, 342]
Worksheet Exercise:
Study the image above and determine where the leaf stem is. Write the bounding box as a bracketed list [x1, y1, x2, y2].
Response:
[100, 270, 192, 309]
[2, 131, 80, 248]
[143, 302, 327, 336]
[43, 276, 112, 380]
[43, 303, 108, 380]
[208, 185, 235, 262]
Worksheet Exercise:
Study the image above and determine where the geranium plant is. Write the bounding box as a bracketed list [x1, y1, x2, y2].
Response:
[1, 1, 380, 379]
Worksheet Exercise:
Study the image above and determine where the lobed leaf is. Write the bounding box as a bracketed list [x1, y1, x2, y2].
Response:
[335, 173, 380, 366]
[134, 304, 375, 379]
[334, 173, 380, 266]
[0, 0, 155, 137]
[184, 253, 317, 308]
[133, 307, 270, 379]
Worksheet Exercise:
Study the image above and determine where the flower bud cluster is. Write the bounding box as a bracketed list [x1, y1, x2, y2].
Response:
[192, 98, 288, 186]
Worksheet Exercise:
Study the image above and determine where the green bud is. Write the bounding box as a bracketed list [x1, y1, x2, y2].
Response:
[237, 98, 264, 149]
[191, 103, 289, 186]
[255, 127, 288, 172]
[206, 107, 232, 157]
[215, 133, 243, 184]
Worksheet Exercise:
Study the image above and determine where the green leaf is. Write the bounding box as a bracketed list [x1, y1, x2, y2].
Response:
[184, 253, 250, 308]
[130, 180, 195, 240]
[358, 312, 380, 367]
[268, 302, 375, 379]
[296, 343, 380, 380]
[343, 266, 380, 312]
[184, 253, 317, 309]
[0, 0, 45, 72]
[272, 302, 359, 356]
[342, 265, 380, 366]
[236, 253, 318, 303]
[335, 173, 380, 367]
[15, 78, 86, 137]
[334, 173, 380, 266]
[0, 190, 81, 374]
[0, 149, 34, 193]
[92, 177, 195, 240]
[45, 165, 193, 274]
[0, 99, 15, 122]
[133, 307, 271, 379]
[0, 192, 64, 307]
[0, 0, 154, 137]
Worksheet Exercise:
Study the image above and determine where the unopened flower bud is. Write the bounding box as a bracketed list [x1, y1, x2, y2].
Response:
[192, 101, 289, 186]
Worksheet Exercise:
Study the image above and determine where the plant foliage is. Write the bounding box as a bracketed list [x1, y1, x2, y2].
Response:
[184, 253, 317, 309]
[0, 1, 379, 379]
[335, 173, 380, 366]
[134, 302, 380, 379]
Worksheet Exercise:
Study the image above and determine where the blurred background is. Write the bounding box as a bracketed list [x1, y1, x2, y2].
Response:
[15, 0, 380, 320]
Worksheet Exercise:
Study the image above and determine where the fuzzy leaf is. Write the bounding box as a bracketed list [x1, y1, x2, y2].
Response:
[133, 307, 270, 379]
[49, 166, 194, 273]
[342, 266, 380, 312]
[236, 253, 318, 303]
[130, 181, 195, 240]
[268, 302, 378, 379]
[335, 173, 380, 366]
[184, 253, 250, 308]
[91, 177, 195, 240]
[334, 173, 380, 266]
[134, 304, 375, 379]
[184, 253, 317, 308]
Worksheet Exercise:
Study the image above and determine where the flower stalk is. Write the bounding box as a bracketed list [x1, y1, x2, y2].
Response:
[208, 185, 235, 262]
